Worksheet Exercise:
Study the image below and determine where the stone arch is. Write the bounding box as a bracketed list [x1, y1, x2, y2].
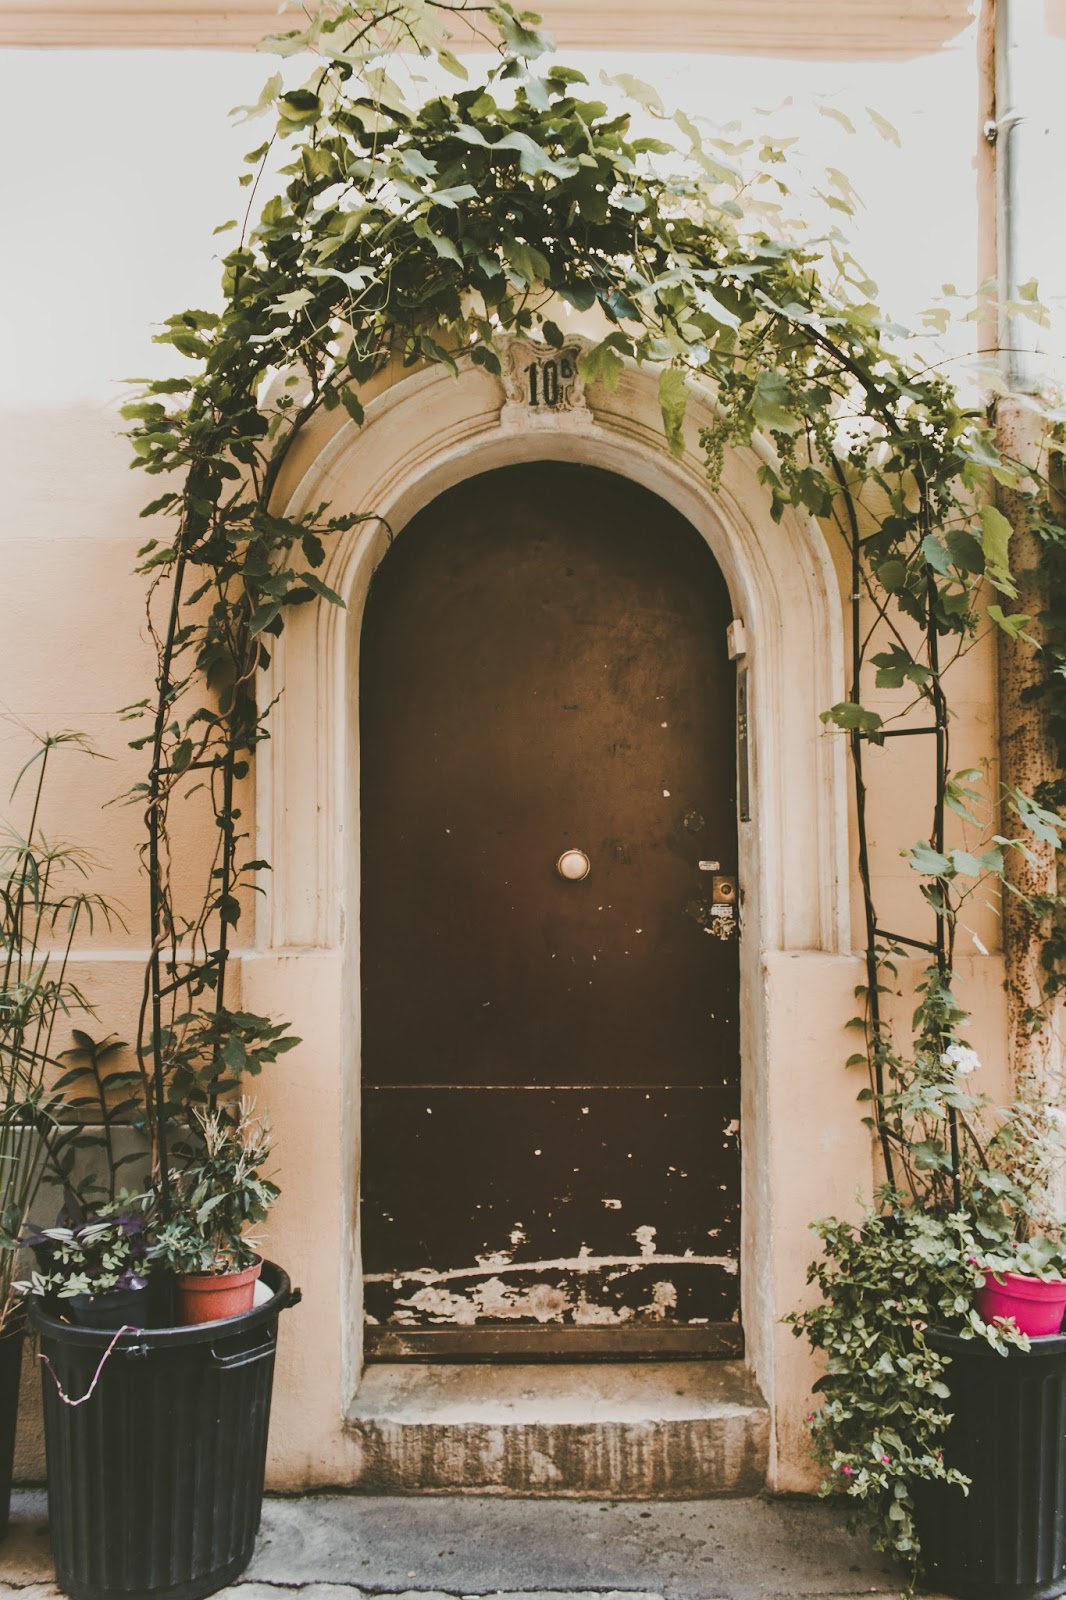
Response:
[253, 350, 851, 1457]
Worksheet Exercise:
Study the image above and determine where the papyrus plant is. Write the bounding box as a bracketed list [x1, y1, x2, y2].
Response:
[0, 731, 116, 1334]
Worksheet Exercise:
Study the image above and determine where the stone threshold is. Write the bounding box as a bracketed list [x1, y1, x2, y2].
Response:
[345, 1362, 769, 1497]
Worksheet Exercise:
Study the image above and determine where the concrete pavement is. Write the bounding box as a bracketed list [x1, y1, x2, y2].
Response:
[0, 1490, 948, 1600]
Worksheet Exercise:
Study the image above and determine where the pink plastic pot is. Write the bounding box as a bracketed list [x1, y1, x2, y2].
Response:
[976, 1270, 1066, 1337]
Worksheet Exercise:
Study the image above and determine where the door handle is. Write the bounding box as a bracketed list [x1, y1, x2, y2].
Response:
[557, 849, 591, 881]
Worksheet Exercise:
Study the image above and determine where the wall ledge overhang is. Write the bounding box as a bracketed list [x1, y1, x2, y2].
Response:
[0, 0, 976, 56]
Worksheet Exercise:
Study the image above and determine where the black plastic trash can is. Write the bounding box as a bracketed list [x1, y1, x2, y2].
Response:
[0, 1315, 24, 1539]
[914, 1328, 1066, 1600]
[29, 1261, 299, 1600]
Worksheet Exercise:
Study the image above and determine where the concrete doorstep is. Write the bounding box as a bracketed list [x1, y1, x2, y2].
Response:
[0, 1490, 951, 1600]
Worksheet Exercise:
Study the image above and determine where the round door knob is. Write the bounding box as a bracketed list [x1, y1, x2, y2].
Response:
[557, 849, 591, 881]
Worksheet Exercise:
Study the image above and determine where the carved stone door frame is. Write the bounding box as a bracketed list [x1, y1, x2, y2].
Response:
[250, 343, 856, 1479]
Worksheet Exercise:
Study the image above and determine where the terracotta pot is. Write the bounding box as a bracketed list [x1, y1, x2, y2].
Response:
[976, 1269, 1066, 1338]
[176, 1259, 262, 1325]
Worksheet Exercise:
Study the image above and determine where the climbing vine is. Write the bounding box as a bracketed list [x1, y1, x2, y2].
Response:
[120, 0, 1066, 1556]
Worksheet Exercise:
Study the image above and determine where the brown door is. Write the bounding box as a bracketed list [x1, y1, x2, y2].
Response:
[360, 462, 740, 1359]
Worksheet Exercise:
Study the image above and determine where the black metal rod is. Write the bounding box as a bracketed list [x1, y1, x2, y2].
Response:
[155, 951, 222, 1000]
[873, 929, 939, 955]
[208, 748, 237, 1112]
[874, 726, 940, 740]
[925, 561, 961, 1207]
[149, 758, 227, 778]
[147, 549, 190, 1219]
[832, 456, 897, 1191]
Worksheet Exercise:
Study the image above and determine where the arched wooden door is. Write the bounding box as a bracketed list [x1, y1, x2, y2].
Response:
[360, 462, 741, 1358]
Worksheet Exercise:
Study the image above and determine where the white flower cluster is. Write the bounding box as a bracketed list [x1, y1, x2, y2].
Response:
[940, 1043, 981, 1077]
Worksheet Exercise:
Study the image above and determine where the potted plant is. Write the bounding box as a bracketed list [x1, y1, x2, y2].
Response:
[0, 730, 117, 1538]
[149, 1102, 279, 1325]
[789, 1025, 1066, 1600]
[972, 1236, 1066, 1337]
[17, 1193, 153, 1330]
[28, 1138, 297, 1600]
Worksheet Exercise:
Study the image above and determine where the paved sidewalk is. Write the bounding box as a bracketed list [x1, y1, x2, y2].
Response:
[0, 1491, 948, 1600]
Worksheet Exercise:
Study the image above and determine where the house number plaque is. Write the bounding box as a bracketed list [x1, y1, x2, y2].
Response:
[523, 350, 578, 409]
[501, 337, 590, 423]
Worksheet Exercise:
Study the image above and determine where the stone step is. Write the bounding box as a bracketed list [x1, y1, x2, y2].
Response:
[346, 1362, 769, 1497]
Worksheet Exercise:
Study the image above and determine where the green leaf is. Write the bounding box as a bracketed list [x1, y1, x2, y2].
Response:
[907, 842, 951, 876]
[818, 105, 856, 134]
[274, 287, 314, 315]
[987, 605, 1033, 641]
[945, 529, 985, 574]
[491, 5, 553, 59]
[412, 217, 463, 264]
[867, 107, 901, 146]
[432, 184, 480, 208]
[171, 739, 193, 775]
[605, 72, 665, 115]
[340, 388, 365, 427]
[302, 531, 326, 567]
[232, 72, 282, 123]
[506, 239, 552, 286]
[921, 534, 952, 577]
[578, 338, 626, 391]
[752, 371, 801, 436]
[820, 703, 884, 736]
[436, 49, 468, 80]
[979, 503, 1014, 590]
[558, 281, 597, 312]
[949, 849, 985, 878]
[871, 647, 930, 690]
[299, 571, 345, 608]
[658, 367, 689, 459]
[694, 287, 740, 331]
[249, 602, 282, 637]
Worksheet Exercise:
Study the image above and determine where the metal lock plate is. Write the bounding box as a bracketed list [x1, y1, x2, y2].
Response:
[711, 875, 737, 905]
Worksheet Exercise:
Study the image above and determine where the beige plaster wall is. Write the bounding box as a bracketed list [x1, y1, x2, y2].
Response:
[0, 16, 1024, 1494]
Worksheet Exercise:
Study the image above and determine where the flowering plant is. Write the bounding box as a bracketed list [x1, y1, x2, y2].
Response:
[788, 1205, 1009, 1559]
[789, 984, 1066, 1564]
[148, 1102, 277, 1277]
[18, 1192, 153, 1301]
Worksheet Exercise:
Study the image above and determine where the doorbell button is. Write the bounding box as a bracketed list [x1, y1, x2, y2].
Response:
[557, 849, 591, 881]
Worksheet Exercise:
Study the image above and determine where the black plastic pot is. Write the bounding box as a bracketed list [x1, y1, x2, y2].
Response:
[65, 1286, 151, 1331]
[0, 1314, 24, 1540]
[914, 1327, 1066, 1600]
[29, 1260, 299, 1600]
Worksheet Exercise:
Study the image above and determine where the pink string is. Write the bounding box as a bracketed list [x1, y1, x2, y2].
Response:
[37, 1325, 140, 1407]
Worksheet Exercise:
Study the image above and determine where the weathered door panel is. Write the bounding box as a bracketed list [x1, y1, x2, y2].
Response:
[360, 462, 740, 1358]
